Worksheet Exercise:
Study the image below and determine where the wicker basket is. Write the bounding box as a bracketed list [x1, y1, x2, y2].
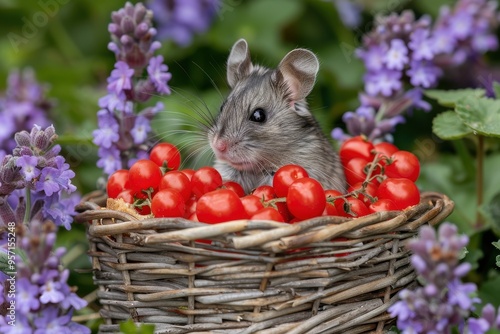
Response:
[75, 191, 454, 334]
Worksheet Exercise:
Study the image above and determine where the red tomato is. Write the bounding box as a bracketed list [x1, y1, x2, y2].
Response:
[252, 185, 276, 201]
[377, 178, 420, 210]
[385, 151, 420, 182]
[344, 157, 371, 186]
[339, 136, 375, 164]
[116, 189, 151, 215]
[325, 189, 343, 216]
[223, 181, 246, 197]
[373, 142, 399, 158]
[151, 189, 185, 218]
[191, 167, 223, 198]
[149, 142, 181, 170]
[241, 195, 265, 217]
[128, 159, 162, 193]
[347, 182, 378, 205]
[116, 189, 134, 203]
[286, 178, 326, 220]
[184, 196, 197, 218]
[107, 169, 129, 198]
[250, 208, 285, 222]
[373, 142, 399, 168]
[273, 164, 309, 198]
[368, 199, 398, 213]
[276, 202, 293, 222]
[196, 189, 248, 224]
[160, 171, 192, 201]
[180, 169, 195, 181]
[335, 197, 370, 218]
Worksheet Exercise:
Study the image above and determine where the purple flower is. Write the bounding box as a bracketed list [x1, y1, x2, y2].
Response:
[431, 27, 457, 54]
[389, 223, 480, 333]
[35, 167, 61, 197]
[409, 29, 434, 61]
[34, 306, 72, 334]
[95, 3, 173, 175]
[356, 44, 388, 71]
[92, 111, 120, 148]
[147, 55, 172, 94]
[98, 93, 131, 113]
[0, 69, 52, 156]
[448, 10, 474, 40]
[384, 39, 409, 70]
[96, 146, 122, 175]
[130, 115, 151, 144]
[332, 0, 363, 28]
[39, 279, 65, 304]
[149, 0, 219, 46]
[467, 318, 490, 334]
[17, 278, 40, 313]
[107, 61, 134, 95]
[407, 61, 442, 88]
[16, 155, 40, 182]
[42, 193, 80, 230]
[0, 315, 33, 334]
[365, 70, 402, 97]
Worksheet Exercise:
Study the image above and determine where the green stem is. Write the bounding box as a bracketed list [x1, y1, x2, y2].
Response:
[475, 135, 484, 229]
[375, 104, 387, 123]
[23, 188, 31, 224]
[452, 139, 475, 181]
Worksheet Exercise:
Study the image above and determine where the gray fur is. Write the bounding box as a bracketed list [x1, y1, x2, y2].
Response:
[208, 39, 345, 193]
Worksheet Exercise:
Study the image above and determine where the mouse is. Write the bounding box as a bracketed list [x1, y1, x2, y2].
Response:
[208, 39, 345, 194]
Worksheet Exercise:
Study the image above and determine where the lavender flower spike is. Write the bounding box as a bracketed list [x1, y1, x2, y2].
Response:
[94, 2, 172, 176]
[389, 223, 482, 333]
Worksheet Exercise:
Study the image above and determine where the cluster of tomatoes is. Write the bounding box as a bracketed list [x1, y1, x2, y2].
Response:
[106, 136, 421, 224]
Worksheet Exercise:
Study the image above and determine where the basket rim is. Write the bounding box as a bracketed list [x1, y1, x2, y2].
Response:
[75, 191, 454, 252]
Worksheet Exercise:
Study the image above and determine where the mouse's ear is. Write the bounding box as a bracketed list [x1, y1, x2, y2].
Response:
[227, 39, 253, 88]
[277, 49, 319, 102]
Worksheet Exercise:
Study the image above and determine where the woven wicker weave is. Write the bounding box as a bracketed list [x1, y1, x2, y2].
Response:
[75, 191, 454, 334]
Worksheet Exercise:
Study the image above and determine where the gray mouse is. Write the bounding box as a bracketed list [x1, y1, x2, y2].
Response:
[208, 39, 346, 194]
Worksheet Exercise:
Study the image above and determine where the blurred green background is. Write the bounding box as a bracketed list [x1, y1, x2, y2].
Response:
[1, 0, 499, 330]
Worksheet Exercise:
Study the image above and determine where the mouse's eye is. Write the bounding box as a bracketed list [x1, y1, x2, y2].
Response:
[249, 108, 267, 123]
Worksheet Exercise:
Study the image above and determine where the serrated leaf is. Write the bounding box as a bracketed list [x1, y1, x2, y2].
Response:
[494, 241, 500, 250]
[456, 96, 500, 137]
[424, 89, 486, 107]
[432, 111, 473, 140]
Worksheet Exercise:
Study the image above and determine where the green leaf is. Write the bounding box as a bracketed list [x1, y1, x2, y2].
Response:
[417, 153, 500, 235]
[424, 89, 486, 107]
[478, 192, 500, 236]
[456, 96, 500, 137]
[432, 111, 473, 140]
[494, 82, 500, 99]
[464, 248, 482, 271]
[119, 320, 154, 334]
[478, 275, 500, 307]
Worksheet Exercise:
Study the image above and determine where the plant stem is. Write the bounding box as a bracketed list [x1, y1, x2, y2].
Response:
[475, 135, 484, 229]
[23, 188, 31, 224]
[452, 139, 475, 181]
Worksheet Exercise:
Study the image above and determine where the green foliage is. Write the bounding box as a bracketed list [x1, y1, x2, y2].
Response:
[456, 96, 500, 138]
[432, 111, 473, 140]
[119, 320, 155, 334]
[424, 89, 486, 107]
[494, 241, 500, 267]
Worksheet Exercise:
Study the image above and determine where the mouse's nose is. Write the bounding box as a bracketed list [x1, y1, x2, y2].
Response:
[215, 139, 228, 153]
